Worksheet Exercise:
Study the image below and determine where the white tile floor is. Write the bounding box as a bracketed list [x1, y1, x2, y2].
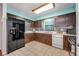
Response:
[5, 41, 69, 56]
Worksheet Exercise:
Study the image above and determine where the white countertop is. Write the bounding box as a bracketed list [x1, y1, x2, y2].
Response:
[25, 31, 34, 33]
[25, 31, 76, 36]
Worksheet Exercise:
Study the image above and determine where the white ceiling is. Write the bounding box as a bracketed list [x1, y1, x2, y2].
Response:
[7, 3, 75, 20]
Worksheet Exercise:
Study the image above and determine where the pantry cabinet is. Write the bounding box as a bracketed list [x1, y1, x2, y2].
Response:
[55, 15, 66, 27]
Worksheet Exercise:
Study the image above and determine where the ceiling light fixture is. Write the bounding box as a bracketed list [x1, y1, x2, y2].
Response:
[32, 3, 55, 14]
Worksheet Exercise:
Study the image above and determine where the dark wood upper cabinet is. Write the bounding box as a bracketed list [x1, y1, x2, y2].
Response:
[34, 21, 42, 28]
[65, 12, 76, 26]
[55, 15, 66, 27]
[31, 21, 42, 28]
[31, 21, 35, 28]
[54, 12, 76, 27]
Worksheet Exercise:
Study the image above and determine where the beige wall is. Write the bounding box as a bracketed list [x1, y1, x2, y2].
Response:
[76, 3, 79, 56]
[0, 21, 1, 49]
[0, 4, 2, 50]
[0, 21, 1, 50]
[1, 3, 7, 55]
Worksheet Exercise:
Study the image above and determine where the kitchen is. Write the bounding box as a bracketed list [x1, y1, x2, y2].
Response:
[0, 3, 77, 56]
[25, 12, 76, 56]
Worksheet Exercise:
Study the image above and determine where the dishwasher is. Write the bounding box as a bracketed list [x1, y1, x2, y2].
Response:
[52, 34, 63, 49]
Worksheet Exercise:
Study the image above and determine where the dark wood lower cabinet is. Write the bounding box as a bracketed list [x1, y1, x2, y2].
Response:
[34, 33, 52, 46]
[25, 33, 34, 43]
[25, 33, 52, 46]
[25, 33, 73, 52]
[63, 35, 71, 52]
[0, 50, 2, 56]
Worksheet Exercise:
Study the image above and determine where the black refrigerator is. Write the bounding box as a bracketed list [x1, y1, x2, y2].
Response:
[7, 16, 25, 53]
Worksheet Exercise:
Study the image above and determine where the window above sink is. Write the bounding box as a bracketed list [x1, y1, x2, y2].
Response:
[43, 18, 55, 31]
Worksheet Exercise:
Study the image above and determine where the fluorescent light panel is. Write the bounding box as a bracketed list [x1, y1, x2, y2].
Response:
[33, 3, 54, 14]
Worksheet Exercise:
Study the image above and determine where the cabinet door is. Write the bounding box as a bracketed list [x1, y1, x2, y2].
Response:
[55, 15, 66, 27]
[31, 22, 34, 28]
[65, 12, 76, 26]
[38, 33, 45, 43]
[35, 33, 52, 46]
[37, 21, 42, 27]
[45, 34, 52, 46]
[0, 50, 2, 56]
[33, 21, 42, 28]
[25, 34, 30, 43]
[65, 13, 73, 26]
[72, 13, 76, 26]
[63, 35, 71, 52]
[25, 33, 34, 43]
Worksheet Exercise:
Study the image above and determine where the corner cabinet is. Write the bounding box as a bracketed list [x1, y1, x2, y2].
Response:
[25, 33, 34, 43]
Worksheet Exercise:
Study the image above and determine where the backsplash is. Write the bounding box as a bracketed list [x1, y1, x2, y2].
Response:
[54, 27, 66, 33]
